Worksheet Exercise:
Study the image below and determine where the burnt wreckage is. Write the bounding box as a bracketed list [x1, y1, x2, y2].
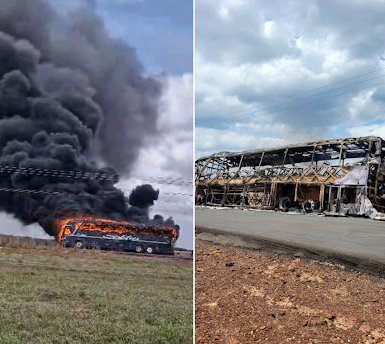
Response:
[195, 136, 385, 217]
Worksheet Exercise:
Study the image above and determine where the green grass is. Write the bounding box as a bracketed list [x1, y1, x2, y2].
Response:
[0, 248, 193, 344]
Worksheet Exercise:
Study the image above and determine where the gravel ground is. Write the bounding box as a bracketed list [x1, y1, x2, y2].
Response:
[195, 239, 385, 344]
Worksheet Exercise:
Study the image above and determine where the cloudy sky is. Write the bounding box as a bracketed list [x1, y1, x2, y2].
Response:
[196, 0, 385, 159]
[0, 0, 193, 249]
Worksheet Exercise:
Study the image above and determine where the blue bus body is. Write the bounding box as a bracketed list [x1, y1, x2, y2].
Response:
[60, 220, 175, 255]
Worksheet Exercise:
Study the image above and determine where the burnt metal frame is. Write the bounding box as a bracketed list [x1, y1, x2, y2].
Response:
[196, 136, 385, 213]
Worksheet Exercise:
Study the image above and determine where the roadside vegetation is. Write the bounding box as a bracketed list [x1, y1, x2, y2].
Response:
[0, 247, 193, 344]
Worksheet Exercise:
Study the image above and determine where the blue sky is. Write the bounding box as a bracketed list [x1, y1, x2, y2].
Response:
[48, 0, 192, 76]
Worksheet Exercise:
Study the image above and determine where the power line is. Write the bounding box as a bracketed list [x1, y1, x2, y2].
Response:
[0, 186, 60, 196]
[0, 166, 119, 181]
[197, 78, 385, 128]
[134, 198, 192, 206]
[149, 208, 190, 215]
[197, 69, 385, 126]
[155, 200, 192, 206]
[0, 186, 193, 204]
[0, 183, 193, 199]
[198, 73, 385, 126]
[120, 188, 193, 198]
[0, 187, 191, 213]
[0, 188, 192, 205]
[197, 66, 385, 123]
[128, 174, 193, 185]
[0, 165, 193, 187]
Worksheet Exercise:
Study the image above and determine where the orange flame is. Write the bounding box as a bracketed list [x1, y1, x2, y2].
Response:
[55, 216, 178, 243]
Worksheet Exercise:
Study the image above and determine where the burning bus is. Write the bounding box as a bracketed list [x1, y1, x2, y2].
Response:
[57, 217, 179, 255]
[195, 136, 385, 217]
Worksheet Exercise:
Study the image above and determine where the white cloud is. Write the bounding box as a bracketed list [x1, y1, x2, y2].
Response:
[263, 20, 274, 37]
[347, 89, 380, 121]
[0, 213, 53, 239]
[196, 0, 385, 156]
[218, 0, 246, 21]
[147, 73, 193, 178]
[347, 123, 385, 138]
[119, 74, 193, 249]
[196, 126, 286, 158]
[218, 7, 230, 20]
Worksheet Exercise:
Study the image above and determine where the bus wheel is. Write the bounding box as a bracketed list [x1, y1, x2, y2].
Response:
[135, 245, 143, 253]
[279, 196, 291, 211]
[91, 242, 100, 250]
[75, 241, 84, 249]
[146, 246, 154, 254]
[302, 199, 320, 213]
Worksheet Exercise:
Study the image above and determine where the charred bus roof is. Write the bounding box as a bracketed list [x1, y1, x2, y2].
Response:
[196, 136, 385, 167]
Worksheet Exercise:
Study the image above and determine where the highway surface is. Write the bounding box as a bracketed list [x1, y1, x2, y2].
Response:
[196, 207, 385, 267]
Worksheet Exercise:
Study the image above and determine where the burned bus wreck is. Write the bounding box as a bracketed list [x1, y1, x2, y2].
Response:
[195, 136, 385, 217]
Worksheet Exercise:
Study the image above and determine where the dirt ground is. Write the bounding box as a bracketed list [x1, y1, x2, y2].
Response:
[195, 239, 385, 344]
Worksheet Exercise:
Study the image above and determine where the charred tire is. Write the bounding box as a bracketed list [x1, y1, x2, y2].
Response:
[279, 196, 291, 210]
[135, 245, 143, 253]
[196, 195, 204, 205]
[75, 241, 84, 249]
[302, 199, 320, 213]
[146, 246, 154, 254]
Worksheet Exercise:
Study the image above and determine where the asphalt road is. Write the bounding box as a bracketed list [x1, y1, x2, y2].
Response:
[196, 207, 385, 266]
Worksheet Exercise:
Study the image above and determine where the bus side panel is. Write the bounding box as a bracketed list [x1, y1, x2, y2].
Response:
[62, 230, 175, 255]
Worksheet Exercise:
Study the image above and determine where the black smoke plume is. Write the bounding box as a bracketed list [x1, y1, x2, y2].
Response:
[0, 0, 175, 237]
[129, 184, 159, 209]
[127, 185, 176, 233]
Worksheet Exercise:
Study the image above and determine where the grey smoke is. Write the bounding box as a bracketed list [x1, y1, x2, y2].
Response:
[0, 0, 174, 237]
[0, 212, 53, 239]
